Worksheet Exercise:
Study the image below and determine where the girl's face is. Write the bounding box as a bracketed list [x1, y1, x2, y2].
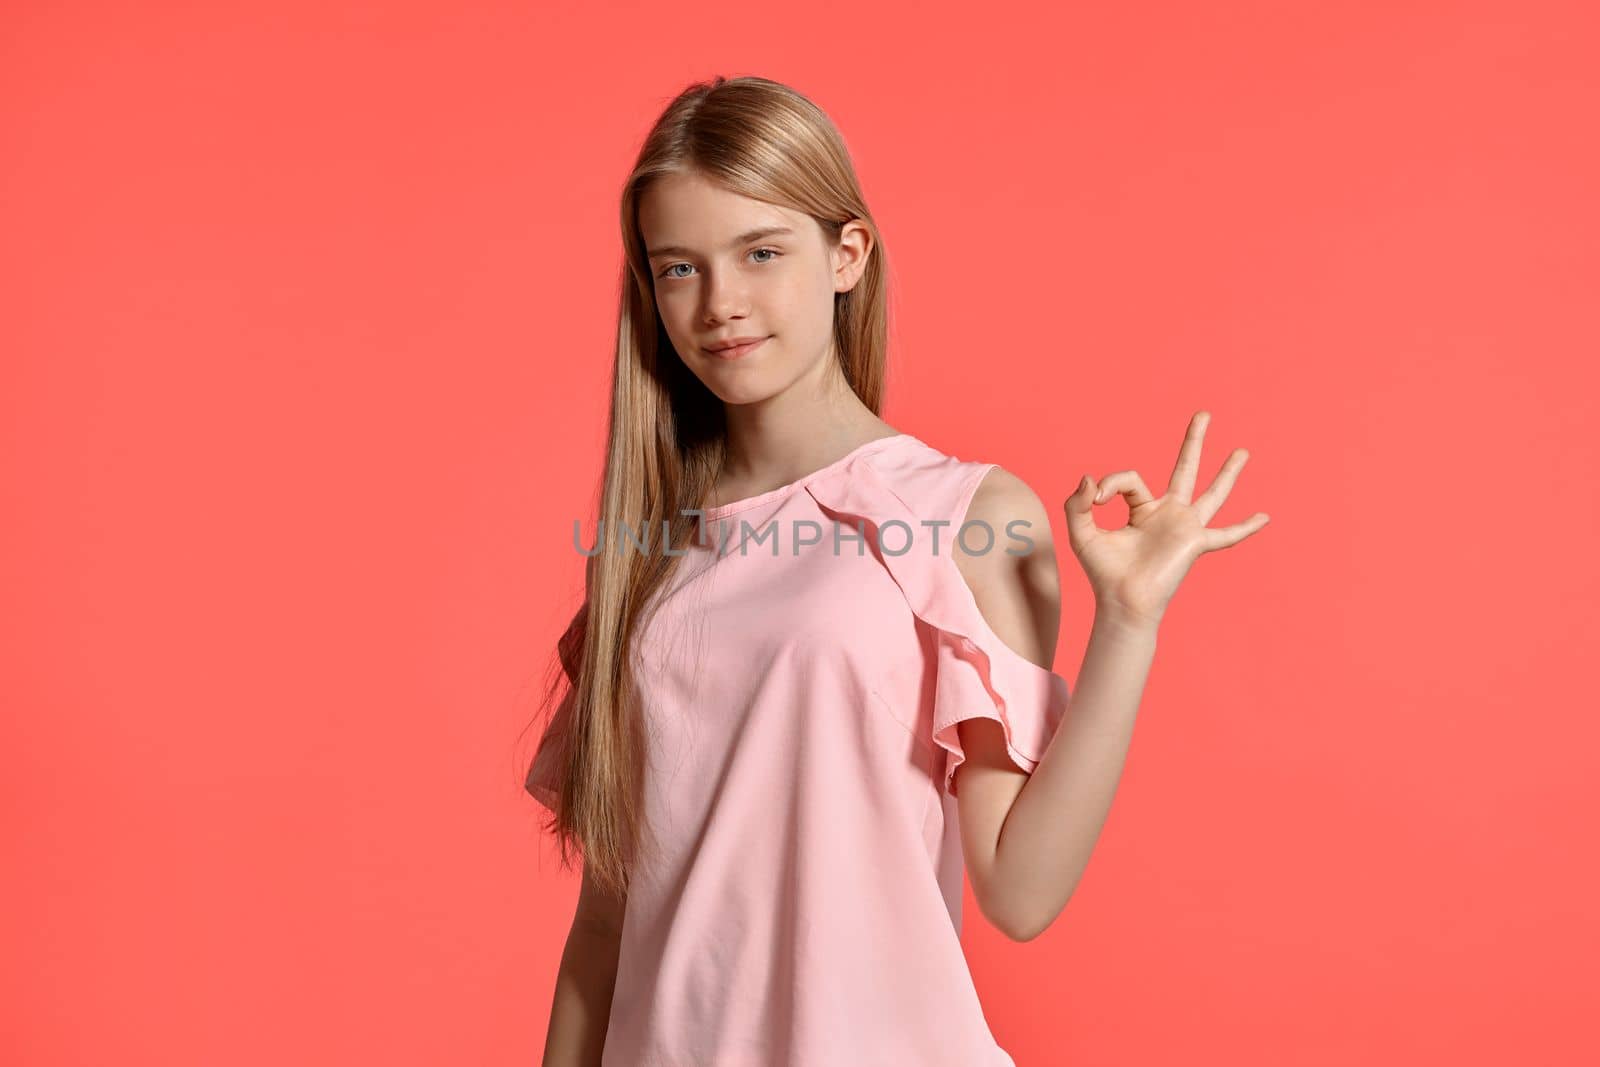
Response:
[639, 171, 869, 406]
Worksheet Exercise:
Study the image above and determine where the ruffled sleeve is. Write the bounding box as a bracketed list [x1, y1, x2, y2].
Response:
[921, 566, 1072, 796]
[803, 454, 1071, 797]
[525, 693, 569, 814]
[526, 589, 589, 814]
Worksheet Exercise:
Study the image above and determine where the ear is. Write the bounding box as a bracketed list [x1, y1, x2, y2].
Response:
[832, 218, 874, 294]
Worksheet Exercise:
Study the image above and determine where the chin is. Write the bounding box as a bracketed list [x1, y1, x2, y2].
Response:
[687, 350, 784, 404]
[705, 377, 784, 406]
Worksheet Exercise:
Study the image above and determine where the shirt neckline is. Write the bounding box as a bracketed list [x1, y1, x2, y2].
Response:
[699, 432, 916, 520]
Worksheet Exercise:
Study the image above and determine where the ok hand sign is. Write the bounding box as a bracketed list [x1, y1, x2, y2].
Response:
[1064, 411, 1269, 628]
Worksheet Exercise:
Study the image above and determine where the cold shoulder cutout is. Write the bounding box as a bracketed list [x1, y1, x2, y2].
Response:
[800, 440, 1071, 796]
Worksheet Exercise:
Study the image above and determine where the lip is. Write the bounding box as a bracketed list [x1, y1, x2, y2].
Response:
[703, 335, 770, 360]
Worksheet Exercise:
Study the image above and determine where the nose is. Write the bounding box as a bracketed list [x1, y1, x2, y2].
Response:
[701, 269, 749, 326]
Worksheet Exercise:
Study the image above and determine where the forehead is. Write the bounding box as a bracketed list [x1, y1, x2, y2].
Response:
[638, 171, 810, 254]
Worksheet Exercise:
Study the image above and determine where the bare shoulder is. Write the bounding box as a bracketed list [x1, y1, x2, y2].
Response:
[952, 464, 1062, 669]
[964, 465, 1049, 531]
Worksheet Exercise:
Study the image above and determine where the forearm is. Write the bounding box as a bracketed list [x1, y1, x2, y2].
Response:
[541, 921, 623, 1067]
[992, 607, 1160, 939]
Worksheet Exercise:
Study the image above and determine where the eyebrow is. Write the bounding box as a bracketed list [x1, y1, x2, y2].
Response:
[645, 226, 796, 260]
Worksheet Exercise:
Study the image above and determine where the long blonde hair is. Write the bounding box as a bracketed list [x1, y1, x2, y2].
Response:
[524, 75, 892, 899]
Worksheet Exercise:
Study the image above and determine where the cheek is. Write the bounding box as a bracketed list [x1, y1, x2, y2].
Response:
[654, 292, 693, 333]
[763, 271, 823, 321]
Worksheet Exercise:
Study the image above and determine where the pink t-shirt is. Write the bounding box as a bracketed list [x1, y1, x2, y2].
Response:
[530, 432, 1072, 1066]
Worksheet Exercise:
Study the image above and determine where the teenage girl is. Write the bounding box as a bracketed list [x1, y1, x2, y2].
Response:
[526, 74, 1269, 1067]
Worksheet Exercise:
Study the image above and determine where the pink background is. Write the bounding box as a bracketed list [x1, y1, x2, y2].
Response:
[3, 2, 1595, 1063]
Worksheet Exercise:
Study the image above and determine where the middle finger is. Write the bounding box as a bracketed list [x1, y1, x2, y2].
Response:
[1168, 410, 1210, 504]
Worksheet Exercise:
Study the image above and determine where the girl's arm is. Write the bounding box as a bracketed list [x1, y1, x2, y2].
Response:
[541, 866, 626, 1066]
[955, 413, 1265, 942]
[950, 467, 1158, 943]
[964, 609, 1157, 942]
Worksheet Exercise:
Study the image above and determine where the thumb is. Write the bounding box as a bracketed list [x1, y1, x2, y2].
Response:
[1064, 475, 1099, 546]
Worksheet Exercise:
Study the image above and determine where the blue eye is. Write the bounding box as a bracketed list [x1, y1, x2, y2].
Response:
[658, 248, 782, 280]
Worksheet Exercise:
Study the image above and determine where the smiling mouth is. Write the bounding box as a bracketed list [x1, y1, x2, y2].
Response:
[704, 336, 770, 360]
